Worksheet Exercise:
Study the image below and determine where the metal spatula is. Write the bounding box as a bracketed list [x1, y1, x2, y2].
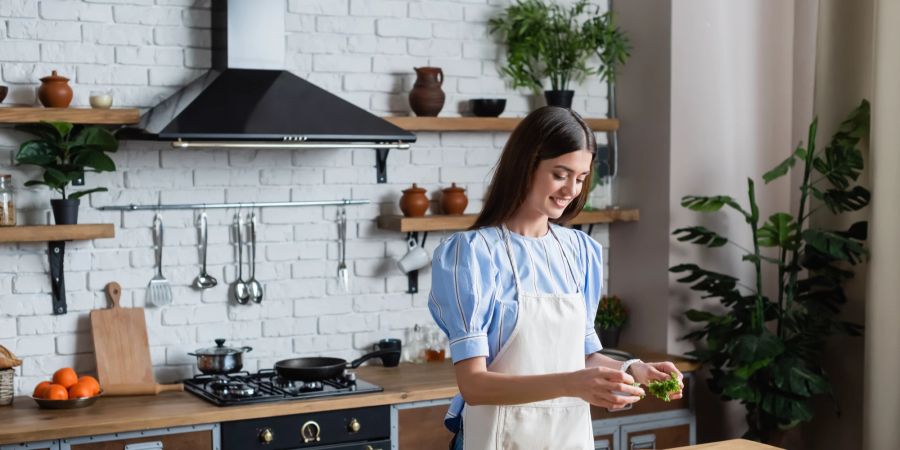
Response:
[147, 213, 173, 306]
[336, 208, 349, 292]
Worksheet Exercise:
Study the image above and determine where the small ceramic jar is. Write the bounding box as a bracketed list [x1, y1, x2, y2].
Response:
[38, 70, 73, 108]
[89, 90, 113, 109]
[399, 184, 429, 217]
[441, 183, 468, 215]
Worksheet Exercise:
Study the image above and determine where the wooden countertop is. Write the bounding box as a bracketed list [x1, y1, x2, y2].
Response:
[0, 351, 698, 445]
[669, 439, 783, 449]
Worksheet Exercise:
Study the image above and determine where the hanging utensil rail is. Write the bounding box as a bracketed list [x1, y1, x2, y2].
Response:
[97, 199, 369, 211]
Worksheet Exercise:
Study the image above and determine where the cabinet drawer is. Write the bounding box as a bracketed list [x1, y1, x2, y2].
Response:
[398, 403, 454, 449]
[69, 430, 212, 450]
[624, 424, 690, 449]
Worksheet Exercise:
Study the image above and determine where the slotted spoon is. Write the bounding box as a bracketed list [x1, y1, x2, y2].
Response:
[146, 213, 173, 307]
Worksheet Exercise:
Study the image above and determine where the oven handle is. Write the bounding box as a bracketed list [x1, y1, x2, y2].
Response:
[301, 420, 321, 443]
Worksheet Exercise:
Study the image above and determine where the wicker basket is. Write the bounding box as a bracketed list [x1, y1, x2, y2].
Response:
[0, 368, 13, 406]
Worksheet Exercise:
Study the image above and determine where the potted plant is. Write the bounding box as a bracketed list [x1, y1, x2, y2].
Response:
[595, 295, 627, 348]
[489, 0, 630, 108]
[671, 100, 869, 443]
[14, 121, 118, 224]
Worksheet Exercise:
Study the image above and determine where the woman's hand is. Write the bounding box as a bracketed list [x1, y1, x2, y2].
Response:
[630, 361, 684, 400]
[565, 366, 645, 409]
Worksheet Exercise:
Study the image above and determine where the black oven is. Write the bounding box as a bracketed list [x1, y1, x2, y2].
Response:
[221, 405, 390, 450]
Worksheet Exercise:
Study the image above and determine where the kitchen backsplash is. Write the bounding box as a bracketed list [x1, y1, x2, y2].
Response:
[0, 0, 610, 395]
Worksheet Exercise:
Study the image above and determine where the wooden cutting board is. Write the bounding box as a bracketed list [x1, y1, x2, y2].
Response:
[90, 282, 155, 388]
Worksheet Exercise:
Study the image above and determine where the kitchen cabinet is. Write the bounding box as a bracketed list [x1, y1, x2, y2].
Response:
[392, 398, 453, 450]
[0, 442, 57, 450]
[59, 425, 218, 450]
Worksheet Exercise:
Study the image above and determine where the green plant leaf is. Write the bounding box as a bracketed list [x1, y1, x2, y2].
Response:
[680, 195, 748, 219]
[673, 226, 728, 247]
[731, 333, 785, 364]
[73, 150, 116, 172]
[43, 167, 67, 188]
[763, 146, 806, 184]
[802, 228, 867, 264]
[822, 185, 870, 214]
[47, 121, 74, 140]
[742, 253, 784, 266]
[757, 213, 799, 249]
[23, 180, 49, 187]
[70, 126, 118, 154]
[685, 309, 717, 322]
[15, 140, 58, 166]
[69, 187, 107, 200]
[14, 122, 62, 143]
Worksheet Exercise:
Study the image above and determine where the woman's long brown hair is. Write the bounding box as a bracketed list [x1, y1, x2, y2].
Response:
[470, 106, 596, 230]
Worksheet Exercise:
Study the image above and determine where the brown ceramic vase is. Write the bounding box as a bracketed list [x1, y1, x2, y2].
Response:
[38, 70, 73, 108]
[441, 183, 468, 215]
[399, 183, 429, 217]
[408, 67, 445, 117]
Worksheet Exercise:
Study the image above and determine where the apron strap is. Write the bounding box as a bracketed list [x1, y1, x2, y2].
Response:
[549, 225, 582, 294]
[499, 225, 523, 295]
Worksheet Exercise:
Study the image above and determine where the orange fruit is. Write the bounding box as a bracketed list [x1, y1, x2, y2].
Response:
[32, 381, 51, 398]
[52, 367, 78, 389]
[45, 384, 69, 400]
[68, 382, 94, 399]
[78, 375, 101, 395]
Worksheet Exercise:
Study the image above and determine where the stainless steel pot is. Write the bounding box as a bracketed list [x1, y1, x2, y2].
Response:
[188, 339, 253, 374]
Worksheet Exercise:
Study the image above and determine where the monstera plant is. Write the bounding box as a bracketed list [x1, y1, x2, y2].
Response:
[671, 100, 870, 443]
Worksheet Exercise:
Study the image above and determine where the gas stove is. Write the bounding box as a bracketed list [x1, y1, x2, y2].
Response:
[183, 369, 383, 406]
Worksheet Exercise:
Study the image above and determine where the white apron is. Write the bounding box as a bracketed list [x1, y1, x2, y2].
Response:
[463, 226, 594, 450]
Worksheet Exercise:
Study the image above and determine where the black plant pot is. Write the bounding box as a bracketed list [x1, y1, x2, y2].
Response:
[544, 90, 575, 108]
[598, 326, 621, 348]
[50, 199, 80, 225]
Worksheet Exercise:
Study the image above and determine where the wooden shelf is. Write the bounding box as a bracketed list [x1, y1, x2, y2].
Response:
[377, 209, 639, 233]
[0, 107, 140, 124]
[0, 224, 115, 243]
[383, 116, 619, 132]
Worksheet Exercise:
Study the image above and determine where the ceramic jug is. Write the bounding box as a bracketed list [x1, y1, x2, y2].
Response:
[399, 184, 429, 217]
[441, 183, 468, 215]
[38, 70, 73, 108]
[408, 67, 445, 117]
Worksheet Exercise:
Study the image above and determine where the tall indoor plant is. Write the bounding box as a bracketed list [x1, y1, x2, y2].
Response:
[488, 0, 630, 108]
[670, 100, 869, 443]
[14, 121, 118, 224]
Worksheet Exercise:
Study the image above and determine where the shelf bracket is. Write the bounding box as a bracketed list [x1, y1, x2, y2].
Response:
[404, 231, 428, 294]
[375, 148, 390, 183]
[48, 241, 67, 315]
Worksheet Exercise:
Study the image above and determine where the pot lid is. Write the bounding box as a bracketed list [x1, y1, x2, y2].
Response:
[442, 182, 465, 193]
[194, 339, 244, 356]
[403, 183, 426, 194]
[40, 70, 69, 82]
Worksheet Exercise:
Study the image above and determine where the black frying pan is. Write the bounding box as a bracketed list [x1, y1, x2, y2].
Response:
[274, 349, 400, 381]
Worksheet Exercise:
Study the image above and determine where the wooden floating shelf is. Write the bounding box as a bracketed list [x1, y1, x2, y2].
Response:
[383, 116, 619, 132]
[0, 224, 115, 243]
[0, 107, 140, 124]
[377, 209, 639, 233]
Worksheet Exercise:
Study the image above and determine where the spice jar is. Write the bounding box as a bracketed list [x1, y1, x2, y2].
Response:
[440, 182, 468, 215]
[0, 175, 15, 226]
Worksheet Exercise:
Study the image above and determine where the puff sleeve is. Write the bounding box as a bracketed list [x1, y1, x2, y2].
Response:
[428, 232, 496, 364]
[572, 230, 604, 354]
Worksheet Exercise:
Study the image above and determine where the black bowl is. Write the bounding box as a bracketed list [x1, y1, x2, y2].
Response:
[470, 98, 506, 117]
[0, 86, 7, 104]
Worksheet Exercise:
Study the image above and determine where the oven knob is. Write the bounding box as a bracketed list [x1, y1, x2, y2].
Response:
[301, 420, 321, 443]
[348, 418, 361, 433]
[259, 427, 275, 444]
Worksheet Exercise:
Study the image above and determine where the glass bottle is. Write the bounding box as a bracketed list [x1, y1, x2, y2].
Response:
[0, 175, 15, 226]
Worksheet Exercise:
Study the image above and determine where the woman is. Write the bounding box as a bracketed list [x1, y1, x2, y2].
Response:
[428, 106, 684, 450]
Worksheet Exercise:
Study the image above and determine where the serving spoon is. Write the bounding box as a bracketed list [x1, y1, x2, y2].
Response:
[232, 213, 251, 304]
[193, 212, 218, 289]
[247, 213, 264, 303]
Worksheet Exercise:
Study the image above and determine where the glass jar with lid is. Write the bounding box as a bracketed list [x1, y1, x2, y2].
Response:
[0, 174, 15, 226]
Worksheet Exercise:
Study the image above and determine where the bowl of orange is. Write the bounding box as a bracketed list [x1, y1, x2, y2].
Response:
[32, 368, 102, 409]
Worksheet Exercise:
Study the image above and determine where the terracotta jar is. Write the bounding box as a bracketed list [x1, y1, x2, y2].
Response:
[399, 183, 429, 217]
[408, 67, 445, 117]
[441, 183, 468, 215]
[38, 70, 73, 108]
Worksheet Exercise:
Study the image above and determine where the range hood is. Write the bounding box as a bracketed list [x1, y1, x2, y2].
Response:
[126, 0, 415, 149]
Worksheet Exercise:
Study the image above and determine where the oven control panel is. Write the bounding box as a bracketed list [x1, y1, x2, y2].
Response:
[221, 406, 390, 450]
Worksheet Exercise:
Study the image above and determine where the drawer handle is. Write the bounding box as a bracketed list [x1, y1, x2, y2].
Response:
[594, 438, 612, 450]
[630, 433, 656, 449]
[301, 420, 321, 443]
[124, 442, 163, 450]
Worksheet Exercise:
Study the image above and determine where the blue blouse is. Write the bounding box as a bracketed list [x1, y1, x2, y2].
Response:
[428, 224, 605, 432]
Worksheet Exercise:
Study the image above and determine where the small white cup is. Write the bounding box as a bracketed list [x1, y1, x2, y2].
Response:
[397, 238, 430, 273]
[89, 90, 113, 109]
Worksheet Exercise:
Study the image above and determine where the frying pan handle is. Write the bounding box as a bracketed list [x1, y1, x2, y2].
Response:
[348, 349, 401, 368]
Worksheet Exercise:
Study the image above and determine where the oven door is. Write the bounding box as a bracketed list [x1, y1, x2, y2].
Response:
[285, 439, 390, 450]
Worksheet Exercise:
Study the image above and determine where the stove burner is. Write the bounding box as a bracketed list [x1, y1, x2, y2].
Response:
[183, 369, 382, 406]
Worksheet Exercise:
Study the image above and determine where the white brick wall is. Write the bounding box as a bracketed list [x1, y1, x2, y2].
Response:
[0, 0, 612, 395]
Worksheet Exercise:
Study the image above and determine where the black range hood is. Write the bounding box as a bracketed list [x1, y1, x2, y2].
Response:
[126, 0, 415, 148]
